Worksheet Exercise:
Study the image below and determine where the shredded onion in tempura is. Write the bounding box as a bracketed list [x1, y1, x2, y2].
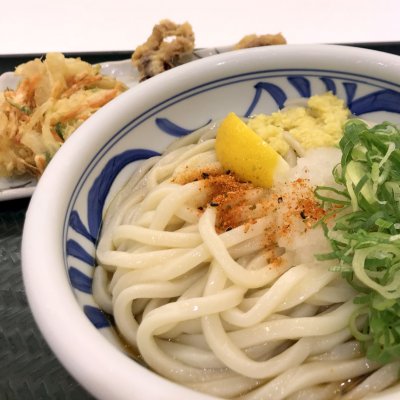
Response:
[0, 52, 126, 177]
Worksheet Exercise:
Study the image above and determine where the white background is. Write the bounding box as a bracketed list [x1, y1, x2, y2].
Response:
[1, 0, 400, 54]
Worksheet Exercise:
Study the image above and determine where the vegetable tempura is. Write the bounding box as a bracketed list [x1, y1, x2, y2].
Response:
[0, 52, 126, 177]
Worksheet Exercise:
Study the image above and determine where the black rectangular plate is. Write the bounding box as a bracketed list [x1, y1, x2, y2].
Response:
[0, 42, 400, 74]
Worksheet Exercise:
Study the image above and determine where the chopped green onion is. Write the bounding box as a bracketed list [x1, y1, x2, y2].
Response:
[317, 119, 400, 364]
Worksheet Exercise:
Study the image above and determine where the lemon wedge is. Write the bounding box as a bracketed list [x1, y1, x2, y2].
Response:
[215, 112, 289, 188]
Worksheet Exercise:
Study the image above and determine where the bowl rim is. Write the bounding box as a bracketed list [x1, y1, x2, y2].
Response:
[21, 44, 400, 400]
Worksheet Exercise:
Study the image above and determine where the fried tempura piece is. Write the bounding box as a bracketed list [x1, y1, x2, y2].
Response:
[0, 53, 126, 177]
[234, 33, 287, 49]
[132, 19, 195, 81]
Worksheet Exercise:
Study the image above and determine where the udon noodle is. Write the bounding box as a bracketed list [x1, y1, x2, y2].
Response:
[94, 120, 400, 399]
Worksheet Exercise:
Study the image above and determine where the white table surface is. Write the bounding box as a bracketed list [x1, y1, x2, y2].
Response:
[1, 0, 400, 55]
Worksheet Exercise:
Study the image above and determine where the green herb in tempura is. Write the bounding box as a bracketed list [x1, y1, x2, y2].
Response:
[54, 122, 66, 140]
[315, 119, 400, 364]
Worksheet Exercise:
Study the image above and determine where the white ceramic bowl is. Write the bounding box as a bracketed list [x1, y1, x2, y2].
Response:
[22, 44, 400, 400]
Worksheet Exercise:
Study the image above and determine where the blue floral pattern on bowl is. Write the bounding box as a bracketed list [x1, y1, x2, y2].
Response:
[64, 68, 400, 338]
